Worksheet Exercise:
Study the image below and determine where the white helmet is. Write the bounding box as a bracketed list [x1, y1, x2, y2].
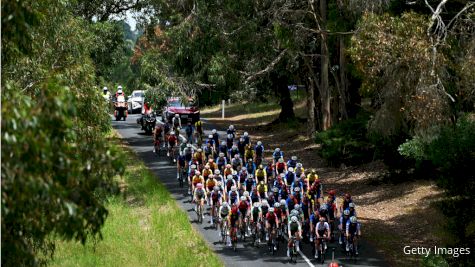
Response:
[291, 156, 297, 160]
[227, 175, 233, 180]
[219, 152, 225, 157]
[212, 129, 217, 134]
[240, 196, 246, 201]
[103, 86, 108, 91]
[229, 125, 234, 130]
[294, 204, 300, 210]
[223, 202, 230, 207]
[175, 114, 179, 118]
[253, 202, 260, 208]
[349, 203, 356, 208]
[278, 158, 284, 163]
[170, 131, 175, 135]
[291, 216, 298, 222]
[261, 199, 268, 205]
[227, 134, 233, 139]
[197, 148, 202, 152]
[269, 207, 274, 213]
[187, 143, 192, 148]
[275, 148, 280, 152]
[231, 186, 237, 191]
[288, 167, 294, 172]
[243, 191, 249, 197]
[208, 134, 213, 138]
[191, 164, 196, 169]
[244, 132, 248, 137]
[296, 163, 303, 168]
[350, 216, 357, 223]
[232, 145, 238, 149]
[280, 200, 286, 206]
[257, 141, 262, 146]
[117, 89, 123, 94]
[221, 141, 226, 146]
[214, 170, 220, 175]
[117, 85, 123, 89]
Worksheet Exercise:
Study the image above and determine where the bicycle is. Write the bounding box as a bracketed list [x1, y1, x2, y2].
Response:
[212, 206, 220, 230]
[195, 201, 203, 224]
[268, 227, 278, 254]
[230, 225, 238, 251]
[288, 235, 298, 263]
[251, 221, 260, 246]
[178, 167, 186, 188]
[347, 234, 358, 259]
[316, 237, 327, 264]
[221, 219, 229, 244]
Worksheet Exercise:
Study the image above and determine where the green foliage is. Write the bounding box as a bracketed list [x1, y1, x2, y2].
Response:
[315, 111, 374, 165]
[420, 254, 449, 267]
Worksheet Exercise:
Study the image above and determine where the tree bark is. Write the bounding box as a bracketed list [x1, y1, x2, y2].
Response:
[339, 36, 349, 120]
[274, 73, 295, 122]
[306, 76, 316, 136]
[320, 0, 331, 130]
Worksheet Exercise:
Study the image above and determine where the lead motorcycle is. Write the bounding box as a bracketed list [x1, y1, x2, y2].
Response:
[137, 111, 156, 134]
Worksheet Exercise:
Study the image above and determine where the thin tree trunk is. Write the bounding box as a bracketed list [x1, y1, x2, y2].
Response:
[275, 74, 295, 122]
[339, 36, 349, 120]
[320, 0, 331, 130]
[306, 77, 316, 136]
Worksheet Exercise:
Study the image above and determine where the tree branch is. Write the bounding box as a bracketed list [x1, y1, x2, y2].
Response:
[244, 49, 288, 85]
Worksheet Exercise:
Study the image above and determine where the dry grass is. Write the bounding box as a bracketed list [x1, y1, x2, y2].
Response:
[203, 101, 445, 266]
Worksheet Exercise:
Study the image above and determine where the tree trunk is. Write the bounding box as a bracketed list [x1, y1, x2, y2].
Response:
[320, 0, 331, 130]
[275, 74, 295, 122]
[306, 76, 316, 136]
[339, 36, 349, 120]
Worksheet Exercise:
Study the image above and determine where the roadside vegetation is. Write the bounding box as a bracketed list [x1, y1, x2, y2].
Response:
[51, 134, 222, 267]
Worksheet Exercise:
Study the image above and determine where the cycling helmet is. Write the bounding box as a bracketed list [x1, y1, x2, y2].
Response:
[248, 158, 253, 162]
[242, 168, 247, 172]
[296, 163, 302, 168]
[248, 174, 254, 179]
[213, 186, 219, 191]
[274, 202, 280, 208]
[227, 134, 233, 139]
[175, 114, 179, 118]
[253, 202, 260, 208]
[280, 173, 285, 178]
[280, 200, 286, 206]
[288, 167, 294, 172]
[311, 168, 316, 173]
[221, 141, 226, 146]
[231, 186, 237, 191]
[272, 187, 279, 193]
[345, 193, 351, 199]
[275, 148, 280, 152]
[197, 183, 203, 189]
[319, 216, 326, 222]
[262, 199, 268, 205]
[350, 216, 357, 223]
[208, 134, 213, 139]
[103, 86, 108, 91]
[278, 158, 284, 163]
[294, 187, 301, 192]
[212, 129, 217, 134]
[269, 207, 274, 213]
[243, 191, 249, 197]
[257, 141, 262, 146]
[227, 175, 233, 180]
[187, 143, 192, 148]
[258, 164, 263, 169]
[294, 204, 300, 210]
[291, 156, 297, 160]
[291, 216, 298, 223]
[219, 152, 225, 157]
[244, 132, 249, 137]
[240, 196, 246, 201]
[290, 209, 298, 216]
[343, 209, 350, 216]
[170, 131, 175, 135]
[205, 165, 210, 169]
[223, 202, 229, 207]
[234, 154, 240, 159]
[191, 164, 197, 169]
[226, 164, 232, 168]
[321, 204, 328, 210]
[232, 145, 238, 149]
[349, 203, 355, 208]
[232, 170, 237, 175]
[215, 170, 220, 175]
[195, 171, 201, 175]
[229, 125, 234, 130]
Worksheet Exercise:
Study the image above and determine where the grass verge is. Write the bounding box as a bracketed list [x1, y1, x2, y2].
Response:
[50, 134, 223, 267]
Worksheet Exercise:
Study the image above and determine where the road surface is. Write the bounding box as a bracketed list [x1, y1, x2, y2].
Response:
[112, 114, 388, 267]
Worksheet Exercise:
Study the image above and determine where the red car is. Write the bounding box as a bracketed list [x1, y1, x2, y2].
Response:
[163, 97, 200, 123]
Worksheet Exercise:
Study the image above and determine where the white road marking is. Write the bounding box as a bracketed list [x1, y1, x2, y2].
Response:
[283, 235, 314, 267]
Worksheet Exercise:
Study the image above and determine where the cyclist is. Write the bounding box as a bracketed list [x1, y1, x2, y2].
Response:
[309, 207, 319, 242]
[275, 158, 287, 176]
[228, 205, 240, 247]
[238, 196, 250, 235]
[167, 131, 178, 162]
[265, 161, 274, 182]
[223, 164, 233, 177]
[315, 216, 330, 259]
[219, 202, 231, 239]
[193, 148, 205, 168]
[225, 175, 236, 194]
[267, 191, 276, 208]
[238, 168, 248, 188]
[346, 216, 361, 255]
[172, 114, 181, 132]
[348, 202, 357, 217]
[272, 148, 284, 165]
[307, 168, 319, 188]
[249, 186, 260, 204]
[339, 209, 351, 245]
[255, 164, 267, 185]
[214, 169, 223, 183]
[206, 175, 217, 196]
[285, 167, 296, 187]
[209, 185, 223, 226]
[242, 131, 250, 145]
[340, 193, 353, 214]
[228, 185, 240, 205]
[202, 165, 212, 183]
[254, 141, 264, 165]
[227, 125, 236, 138]
[177, 152, 187, 181]
[326, 196, 338, 238]
[287, 216, 302, 257]
[295, 163, 305, 177]
[184, 121, 194, 144]
[226, 134, 234, 150]
[250, 202, 262, 242]
[266, 207, 280, 251]
[257, 181, 268, 199]
[244, 143, 255, 163]
[188, 164, 198, 194]
[287, 156, 298, 169]
[218, 141, 228, 158]
[206, 134, 215, 148]
[290, 174, 304, 193]
[216, 152, 227, 171]
[152, 123, 163, 154]
[211, 129, 219, 147]
[245, 158, 256, 175]
[237, 137, 246, 159]
[191, 171, 205, 194]
[228, 145, 240, 160]
[231, 154, 243, 171]
[193, 183, 207, 221]
[204, 142, 215, 160]
[194, 119, 203, 145]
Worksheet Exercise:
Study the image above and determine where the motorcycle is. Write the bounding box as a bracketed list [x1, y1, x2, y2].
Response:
[114, 98, 128, 121]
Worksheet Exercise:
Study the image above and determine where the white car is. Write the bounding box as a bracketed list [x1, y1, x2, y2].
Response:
[127, 90, 145, 114]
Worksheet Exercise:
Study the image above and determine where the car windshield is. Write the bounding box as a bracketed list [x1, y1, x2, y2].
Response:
[169, 100, 184, 107]
[133, 92, 144, 97]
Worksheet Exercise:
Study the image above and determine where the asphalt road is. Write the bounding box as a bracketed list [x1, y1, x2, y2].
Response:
[113, 114, 388, 267]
